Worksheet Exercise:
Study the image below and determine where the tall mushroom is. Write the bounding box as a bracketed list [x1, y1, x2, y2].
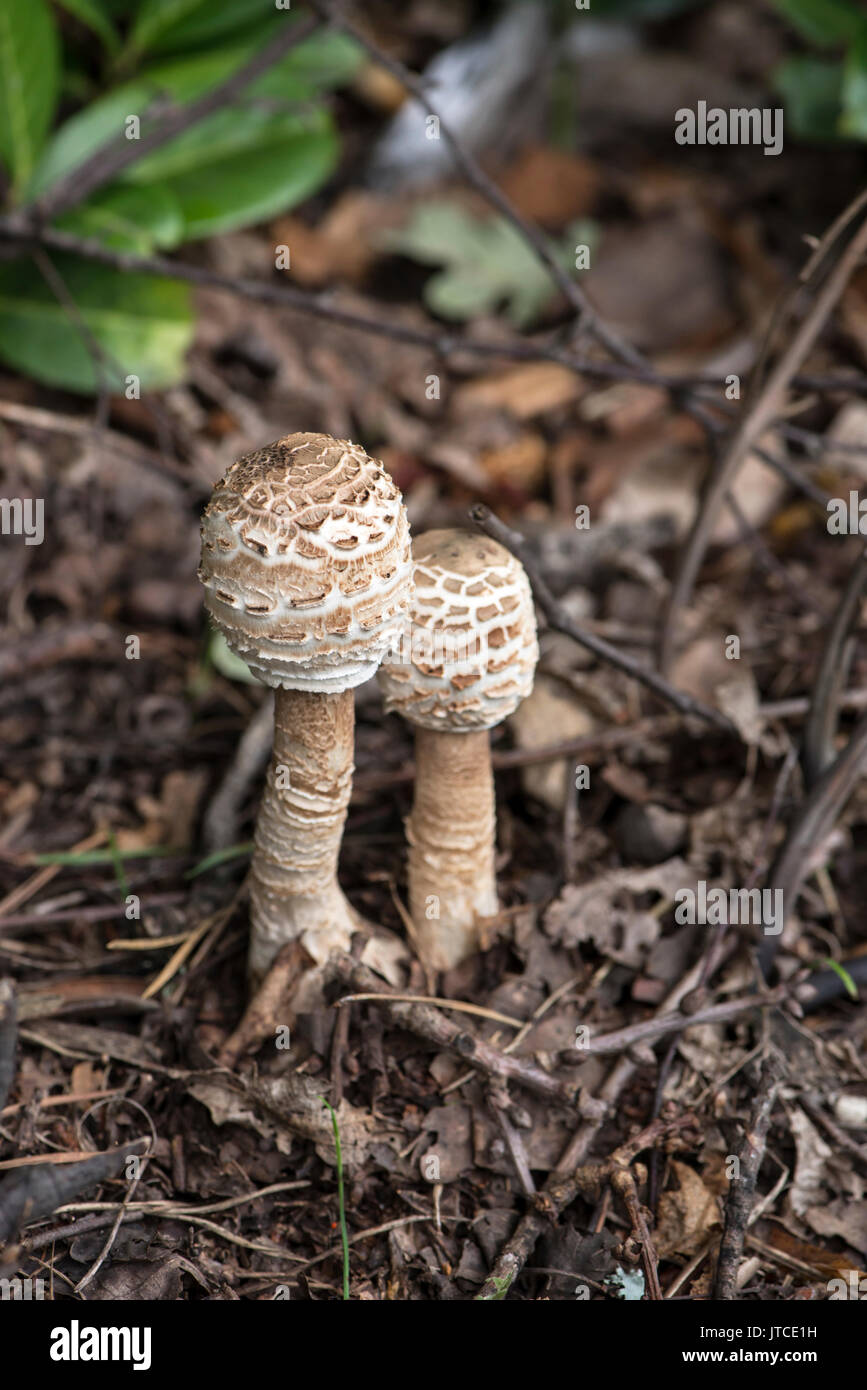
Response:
[199, 433, 412, 987]
[379, 529, 538, 971]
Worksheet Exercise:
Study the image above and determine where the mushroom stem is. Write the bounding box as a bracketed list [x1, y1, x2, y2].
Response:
[248, 688, 356, 986]
[407, 728, 498, 971]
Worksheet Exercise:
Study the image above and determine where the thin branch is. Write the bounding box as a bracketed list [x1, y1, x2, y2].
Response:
[0, 218, 735, 391]
[1, 221, 864, 524]
[326, 954, 578, 1106]
[759, 706, 867, 978]
[713, 1059, 782, 1299]
[307, 0, 649, 373]
[802, 545, 867, 789]
[470, 504, 739, 737]
[569, 985, 789, 1059]
[661, 197, 867, 672]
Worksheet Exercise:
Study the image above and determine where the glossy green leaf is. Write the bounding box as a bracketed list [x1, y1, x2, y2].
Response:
[131, 0, 278, 55]
[768, 0, 865, 46]
[774, 55, 845, 140]
[841, 28, 867, 137]
[127, 0, 205, 55]
[28, 27, 357, 202]
[55, 181, 185, 251]
[0, 0, 60, 193]
[53, 0, 120, 53]
[0, 254, 193, 393]
[128, 107, 337, 238]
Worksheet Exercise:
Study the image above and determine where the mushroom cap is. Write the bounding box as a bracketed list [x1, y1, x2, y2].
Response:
[378, 528, 538, 731]
[199, 433, 412, 692]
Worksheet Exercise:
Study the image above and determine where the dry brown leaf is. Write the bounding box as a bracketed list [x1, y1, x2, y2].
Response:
[655, 1160, 722, 1258]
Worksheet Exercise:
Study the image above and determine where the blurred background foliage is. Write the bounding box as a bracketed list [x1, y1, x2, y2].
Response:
[0, 0, 866, 394]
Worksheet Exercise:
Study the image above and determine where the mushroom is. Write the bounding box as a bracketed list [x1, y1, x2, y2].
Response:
[379, 529, 538, 971]
[199, 432, 412, 987]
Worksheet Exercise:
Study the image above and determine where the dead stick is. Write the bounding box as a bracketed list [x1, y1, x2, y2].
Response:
[661, 196, 867, 671]
[713, 1060, 781, 1299]
[328, 954, 577, 1105]
[470, 504, 738, 736]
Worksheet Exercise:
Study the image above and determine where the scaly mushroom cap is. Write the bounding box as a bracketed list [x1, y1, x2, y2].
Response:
[199, 433, 412, 691]
[379, 528, 538, 730]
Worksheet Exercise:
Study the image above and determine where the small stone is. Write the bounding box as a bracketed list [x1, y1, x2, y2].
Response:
[615, 802, 687, 863]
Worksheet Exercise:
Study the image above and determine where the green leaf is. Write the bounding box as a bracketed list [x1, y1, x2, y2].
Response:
[251, 30, 362, 95]
[382, 203, 592, 328]
[55, 181, 184, 251]
[774, 54, 846, 140]
[819, 957, 860, 1000]
[130, 0, 279, 55]
[53, 0, 120, 53]
[841, 28, 867, 137]
[0, 0, 60, 194]
[128, 0, 206, 55]
[207, 630, 257, 684]
[127, 107, 338, 238]
[767, 0, 866, 47]
[0, 254, 193, 393]
[27, 27, 357, 203]
[185, 841, 253, 880]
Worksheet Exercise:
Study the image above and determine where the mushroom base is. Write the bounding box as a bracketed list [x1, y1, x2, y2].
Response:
[407, 727, 498, 971]
[248, 687, 356, 988]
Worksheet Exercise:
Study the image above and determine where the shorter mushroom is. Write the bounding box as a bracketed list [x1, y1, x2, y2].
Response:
[379, 529, 538, 971]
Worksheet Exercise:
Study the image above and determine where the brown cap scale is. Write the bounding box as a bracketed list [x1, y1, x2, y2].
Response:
[200, 432, 412, 986]
[379, 529, 538, 970]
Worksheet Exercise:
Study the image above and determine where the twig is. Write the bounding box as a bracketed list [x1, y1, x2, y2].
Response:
[0, 981, 16, 1112]
[219, 939, 311, 1068]
[0, 1141, 146, 1244]
[202, 695, 274, 856]
[0, 892, 184, 935]
[759, 706, 867, 978]
[490, 1087, 537, 1197]
[307, 0, 648, 372]
[713, 1058, 782, 1299]
[476, 1111, 694, 1300]
[568, 984, 789, 1060]
[0, 218, 730, 390]
[470, 504, 738, 736]
[0, 399, 201, 492]
[327, 954, 577, 1105]
[74, 1097, 157, 1293]
[609, 1165, 662, 1301]
[802, 545, 867, 789]
[476, 952, 715, 1299]
[661, 196, 867, 671]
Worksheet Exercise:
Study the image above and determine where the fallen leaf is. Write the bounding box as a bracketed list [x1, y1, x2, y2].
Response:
[656, 1160, 722, 1258]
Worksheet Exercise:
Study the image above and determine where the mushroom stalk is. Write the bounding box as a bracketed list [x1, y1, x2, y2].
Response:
[248, 688, 356, 986]
[407, 727, 498, 971]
